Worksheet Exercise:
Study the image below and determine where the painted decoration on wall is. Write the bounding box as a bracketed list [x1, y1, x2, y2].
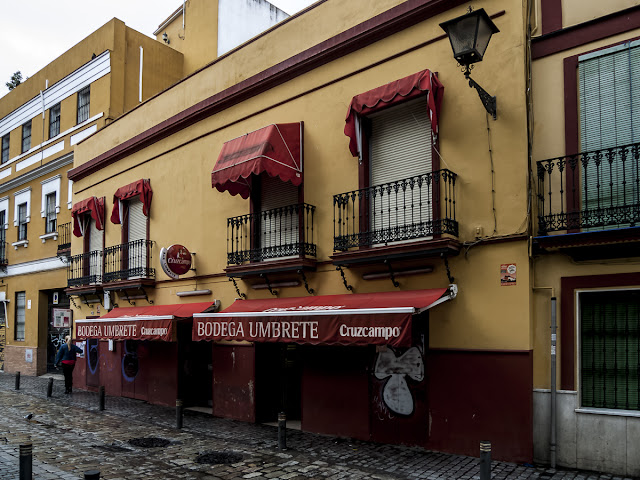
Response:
[122, 340, 140, 382]
[87, 339, 100, 375]
[374, 346, 424, 416]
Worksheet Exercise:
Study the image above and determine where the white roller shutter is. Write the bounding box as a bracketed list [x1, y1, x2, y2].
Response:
[579, 40, 640, 220]
[369, 98, 433, 238]
[127, 199, 147, 276]
[260, 174, 299, 257]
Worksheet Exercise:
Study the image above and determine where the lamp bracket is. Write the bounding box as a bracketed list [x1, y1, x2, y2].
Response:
[297, 269, 315, 295]
[465, 70, 497, 120]
[336, 266, 354, 293]
[259, 274, 278, 297]
[229, 277, 247, 300]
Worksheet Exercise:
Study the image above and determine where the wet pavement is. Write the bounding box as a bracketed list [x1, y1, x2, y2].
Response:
[0, 372, 635, 480]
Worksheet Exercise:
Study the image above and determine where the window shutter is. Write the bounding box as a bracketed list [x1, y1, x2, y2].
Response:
[579, 41, 640, 215]
[128, 199, 146, 242]
[369, 98, 433, 238]
[89, 218, 102, 252]
[260, 175, 299, 255]
[88, 218, 102, 283]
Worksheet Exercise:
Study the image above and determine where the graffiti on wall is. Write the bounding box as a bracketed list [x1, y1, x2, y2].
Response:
[122, 340, 140, 382]
[0, 325, 5, 371]
[374, 346, 424, 416]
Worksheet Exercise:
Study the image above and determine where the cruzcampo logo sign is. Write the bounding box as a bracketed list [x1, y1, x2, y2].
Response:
[160, 244, 192, 279]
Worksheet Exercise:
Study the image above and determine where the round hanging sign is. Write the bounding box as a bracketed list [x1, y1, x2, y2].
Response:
[160, 244, 192, 279]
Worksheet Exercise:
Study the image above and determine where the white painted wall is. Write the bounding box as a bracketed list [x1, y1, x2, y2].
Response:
[534, 390, 640, 476]
[217, 0, 289, 57]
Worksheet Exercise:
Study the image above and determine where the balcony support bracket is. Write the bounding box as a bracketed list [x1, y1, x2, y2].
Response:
[297, 269, 315, 295]
[229, 277, 247, 300]
[384, 260, 400, 288]
[441, 253, 455, 284]
[336, 266, 354, 293]
[260, 274, 278, 297]
[122, 290, 135, 306]
[69, 296, 79, 309]
[139, 287, 153, 305]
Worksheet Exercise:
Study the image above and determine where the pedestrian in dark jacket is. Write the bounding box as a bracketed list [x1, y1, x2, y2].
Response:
[55, 336, 83, 394]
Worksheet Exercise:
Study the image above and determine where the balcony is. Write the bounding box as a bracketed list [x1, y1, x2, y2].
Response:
[57, 222, 71, 257]
[332, 170, 459, 265]
[536, 143, 640, 258]
[67, 251, 103, 288]
[226, 203, 317, 277]
[103, 240, 155, 284]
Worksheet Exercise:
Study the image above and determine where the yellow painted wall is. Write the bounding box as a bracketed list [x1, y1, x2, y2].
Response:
[72, 0, 531, 354]
[562, 0, 640, 30]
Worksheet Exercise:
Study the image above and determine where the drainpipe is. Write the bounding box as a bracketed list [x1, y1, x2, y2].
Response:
[550, 296, 557, 469]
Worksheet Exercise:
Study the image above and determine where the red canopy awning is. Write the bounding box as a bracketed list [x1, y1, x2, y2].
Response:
[211, 123, 302, 199]
[76, 302, 217, 342]
[193, 288, 455, 347]
[344, 69, 444, 158]
[71, 197, 105, 238]
[110, 179, 153, 224]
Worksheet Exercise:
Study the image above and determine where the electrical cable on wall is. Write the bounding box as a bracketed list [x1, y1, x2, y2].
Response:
[485, 112, 498, 235]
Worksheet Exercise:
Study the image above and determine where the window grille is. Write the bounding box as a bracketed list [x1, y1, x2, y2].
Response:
[15, 292, 25, 341]
[45, 193, 57, 234]
[581, 290, 640, 410]
[21, 120, 31, 153]
[1, 134, 9, 164]
[17, 203, 27, 241]
[77, 86, 90, 124]
[49, 103, 60, 139]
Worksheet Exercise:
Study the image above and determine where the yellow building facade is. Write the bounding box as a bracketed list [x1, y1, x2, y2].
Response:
[0, 18, 182, 375]
[67, 0, 537, 462]
[531, 0, 640, 475]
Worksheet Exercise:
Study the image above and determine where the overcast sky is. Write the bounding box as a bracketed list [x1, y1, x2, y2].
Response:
[0, 0, 317, 99]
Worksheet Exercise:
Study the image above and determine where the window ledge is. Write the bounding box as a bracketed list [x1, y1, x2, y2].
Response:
[12, 240, 28, 249]
[575, 407, 640, 418]
[40, 232, 58, 243]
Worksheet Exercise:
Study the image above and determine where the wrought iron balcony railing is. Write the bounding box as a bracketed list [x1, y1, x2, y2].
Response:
[57, 222, 71, 254]
[227, 203, 316, 265]
[333, 169, 458, 251]
[103, 239, 154, 283]
[67, 250, 103, 287]
[537, 143, 640, 234]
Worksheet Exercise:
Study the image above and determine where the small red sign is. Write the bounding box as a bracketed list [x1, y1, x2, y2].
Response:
[160, 244, 192, 279]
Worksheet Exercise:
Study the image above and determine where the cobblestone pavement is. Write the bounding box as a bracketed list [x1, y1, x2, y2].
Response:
[0, 373, 635, 480]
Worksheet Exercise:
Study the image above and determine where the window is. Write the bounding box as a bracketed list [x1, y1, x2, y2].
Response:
[45, 193, 57, 234]
[21, 120, 31, 153]
[125, 199, 148, 277]
[17, 203, 27, 241]
[0, 210, 6, 262]
[15, 292, 25, 341]
[1, 134, 9, 164]
[49, 103, 61, 139]
[77, 86, 90, 124]
[579, 41, 640, 224]
[581, 290, 640, 410]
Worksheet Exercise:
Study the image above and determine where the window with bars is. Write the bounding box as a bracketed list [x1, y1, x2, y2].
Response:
[581, 290, 640, 410]
[15, 292, 25, 341]
[45, 193, 57, 234]
[21, 120, 31, 153]
[1, 134, 9, 164]
[17, 203, 27, 241]
[77, 86, 90, 124]
[49, 103, 61, 139]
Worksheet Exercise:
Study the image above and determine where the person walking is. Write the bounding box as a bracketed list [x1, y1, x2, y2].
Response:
[55, 336, 84, 394]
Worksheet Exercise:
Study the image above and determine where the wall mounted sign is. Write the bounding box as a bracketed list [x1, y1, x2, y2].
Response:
[500, 263, 517, 286]
[53, 308, 72, 328]
[160, 244, 192, 279]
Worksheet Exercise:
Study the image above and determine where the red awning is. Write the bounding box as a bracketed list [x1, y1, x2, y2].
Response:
[211, 123, 302, 199]
[110, 179, 153, 224]
[71, 197, 105, 238]
[344, 69, 444, 158]
[193, 288, 456, 347]
[76, 302, 217, 342]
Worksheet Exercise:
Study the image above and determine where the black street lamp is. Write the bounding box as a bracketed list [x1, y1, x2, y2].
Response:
[440, 8, 500, 119]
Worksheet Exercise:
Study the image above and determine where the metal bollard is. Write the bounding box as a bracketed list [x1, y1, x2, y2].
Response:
[47, 377, 54, 398]
[84, 470, 100, 479]
[278, 411, 287, 450]
[19, 443, 32, 480]
[480, 441, 492, 480]
[98, 386, 105, 411]
[176, 399, 183, 429]
[15, 371, 20, 390]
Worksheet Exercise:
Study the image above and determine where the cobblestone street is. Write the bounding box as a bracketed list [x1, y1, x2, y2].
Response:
[0, 372, 635, 480]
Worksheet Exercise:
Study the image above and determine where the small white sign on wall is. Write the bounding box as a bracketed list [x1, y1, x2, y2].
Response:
[25, 349, 33, 363]
[27, 300, 31, 309]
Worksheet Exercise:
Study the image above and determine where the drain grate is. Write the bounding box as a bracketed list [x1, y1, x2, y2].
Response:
[128, 437, 171, 448]
[196, 451, 243, 465]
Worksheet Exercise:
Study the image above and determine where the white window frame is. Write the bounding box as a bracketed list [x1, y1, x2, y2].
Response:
[13, 187, 31, 227]
[67, 179, 73, 209]
[40, 175, 61, 217]
[0, 196, 9, 231]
